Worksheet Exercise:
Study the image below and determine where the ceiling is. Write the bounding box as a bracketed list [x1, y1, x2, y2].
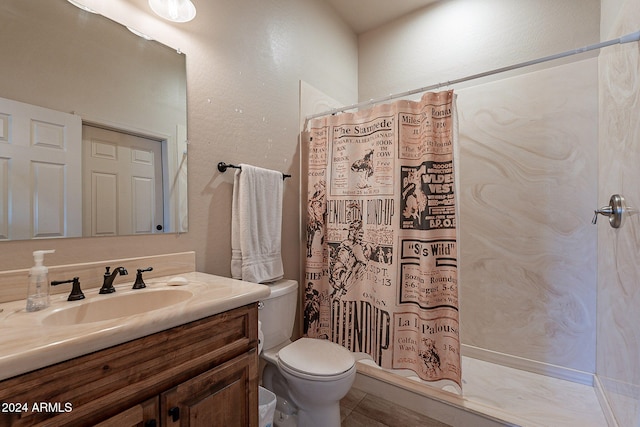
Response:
[322, 0, 440, 34]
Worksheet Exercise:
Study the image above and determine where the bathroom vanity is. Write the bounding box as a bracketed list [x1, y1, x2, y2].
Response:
[0, 264, 269, 427]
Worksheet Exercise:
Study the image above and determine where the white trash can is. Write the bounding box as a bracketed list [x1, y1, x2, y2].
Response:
[259, 386, 277, 427]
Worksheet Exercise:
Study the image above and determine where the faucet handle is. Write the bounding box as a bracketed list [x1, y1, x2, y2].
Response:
[99, 266, 127, 294]
[51, 277, 85, 301]
[133, 267, 153, 289]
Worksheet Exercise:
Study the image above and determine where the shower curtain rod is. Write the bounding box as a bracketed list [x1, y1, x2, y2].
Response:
[306, 30, 640, 121]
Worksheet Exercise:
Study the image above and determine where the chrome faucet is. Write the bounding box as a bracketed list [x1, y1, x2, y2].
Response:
[99, 266, 128, 294]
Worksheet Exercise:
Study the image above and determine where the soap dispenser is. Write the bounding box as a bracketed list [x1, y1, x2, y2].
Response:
[26, 250, 55, 312]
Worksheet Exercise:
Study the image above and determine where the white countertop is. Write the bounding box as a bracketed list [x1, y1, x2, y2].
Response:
[0, 272, 270, 381]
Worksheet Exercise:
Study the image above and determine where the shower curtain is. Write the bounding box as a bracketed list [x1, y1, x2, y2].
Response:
[303, 90, 461, 391]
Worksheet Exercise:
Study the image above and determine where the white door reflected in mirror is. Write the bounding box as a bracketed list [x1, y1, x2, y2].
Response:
[82, 125, 164, 236]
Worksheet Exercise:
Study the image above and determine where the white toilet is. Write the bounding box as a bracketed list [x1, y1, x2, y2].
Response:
[258, 280, 356, 427]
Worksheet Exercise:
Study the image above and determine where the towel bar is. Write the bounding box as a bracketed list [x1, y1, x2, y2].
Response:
[218, 162, 291, 179]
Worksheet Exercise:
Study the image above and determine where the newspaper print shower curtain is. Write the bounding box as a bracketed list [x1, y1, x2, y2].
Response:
[304, 90, 461, 391]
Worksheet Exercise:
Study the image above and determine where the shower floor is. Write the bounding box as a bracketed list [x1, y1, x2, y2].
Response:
[353, 356, 609, 427]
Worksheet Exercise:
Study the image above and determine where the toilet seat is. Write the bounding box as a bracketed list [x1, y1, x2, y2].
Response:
[277, 338, 355, 382]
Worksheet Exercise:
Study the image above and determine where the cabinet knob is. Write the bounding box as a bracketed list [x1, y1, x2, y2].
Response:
[168, 406, 180, 422]
[144, 420, 157, 427]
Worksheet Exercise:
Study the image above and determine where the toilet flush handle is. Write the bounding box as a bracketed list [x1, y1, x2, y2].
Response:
[592, 194, 625, 228]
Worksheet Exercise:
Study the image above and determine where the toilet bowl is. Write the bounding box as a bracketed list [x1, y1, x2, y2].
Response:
[258, 280, 356, 427]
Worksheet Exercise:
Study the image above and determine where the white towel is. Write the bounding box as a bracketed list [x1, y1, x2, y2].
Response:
[231, 164, 284, 283]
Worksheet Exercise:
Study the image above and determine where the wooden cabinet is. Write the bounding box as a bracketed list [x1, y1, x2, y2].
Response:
[162, 351, 255, 426]
[94, 398, 159, 427]
[0, 304, 259, 427]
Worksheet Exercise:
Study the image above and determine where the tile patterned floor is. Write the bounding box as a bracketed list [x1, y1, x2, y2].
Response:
[340, 387, 452, 427]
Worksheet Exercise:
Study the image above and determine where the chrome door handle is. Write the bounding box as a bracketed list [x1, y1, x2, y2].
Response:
[593, 194, 625, 228]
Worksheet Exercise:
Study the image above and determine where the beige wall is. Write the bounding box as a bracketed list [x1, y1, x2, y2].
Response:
[358, 0, 600, 101]
[358, 0, 601, 377]
[0, 0, 358, 283]
[598, 0, 640, 424]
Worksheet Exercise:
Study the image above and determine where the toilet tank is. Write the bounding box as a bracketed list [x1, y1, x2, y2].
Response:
[258, 280, 298, 351]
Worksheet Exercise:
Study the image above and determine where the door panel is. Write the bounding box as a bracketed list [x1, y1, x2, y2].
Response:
[32, 161, 66, 238]
[132, 176, 154, 234]
[92, 172, 118, 236]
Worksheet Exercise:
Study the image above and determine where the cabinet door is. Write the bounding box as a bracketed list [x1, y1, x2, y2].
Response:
[94, 397, 159, 427]
[162, 350, 258, 427]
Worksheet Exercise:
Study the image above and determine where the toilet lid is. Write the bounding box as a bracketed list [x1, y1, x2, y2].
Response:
[278, 338, 354, 377]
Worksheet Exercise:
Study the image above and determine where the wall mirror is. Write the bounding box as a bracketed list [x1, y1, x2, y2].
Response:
[0, 0, 188, 240]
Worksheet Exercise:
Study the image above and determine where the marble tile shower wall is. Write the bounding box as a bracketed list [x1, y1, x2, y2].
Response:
[598, 0, 640, 424]
[456, 58, 598, 374]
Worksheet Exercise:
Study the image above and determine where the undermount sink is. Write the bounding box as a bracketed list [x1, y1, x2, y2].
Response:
[44, 289, 193, 326]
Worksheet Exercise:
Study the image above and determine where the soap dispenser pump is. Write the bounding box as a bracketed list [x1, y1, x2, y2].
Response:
[26, 250, 55, 312]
